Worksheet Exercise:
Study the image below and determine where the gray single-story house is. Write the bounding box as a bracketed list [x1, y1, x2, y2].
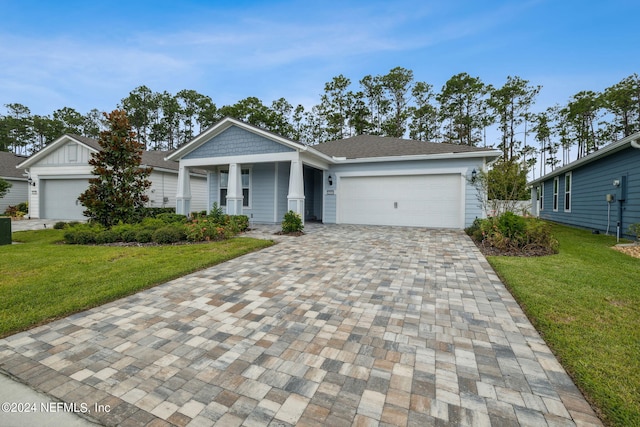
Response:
[529, 132, 640, 238]
[166, 117, 501, 228]
[16, 134, 208, 220]
[0, 151, 29, 213]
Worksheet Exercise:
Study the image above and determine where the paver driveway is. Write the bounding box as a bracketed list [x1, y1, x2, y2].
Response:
[0, 225, 601, 426]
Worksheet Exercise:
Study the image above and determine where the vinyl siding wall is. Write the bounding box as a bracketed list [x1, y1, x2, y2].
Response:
[183, 126, 294, 159]
[0, 179, 28, 212]
[537, 147, 640, 238]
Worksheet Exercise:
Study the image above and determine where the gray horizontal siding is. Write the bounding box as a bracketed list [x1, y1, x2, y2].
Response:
[184, 126, 294, 160]
[243, 163, 275, 223]
[538, 147, 640, 237]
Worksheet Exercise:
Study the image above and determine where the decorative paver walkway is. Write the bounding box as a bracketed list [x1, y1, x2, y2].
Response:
[0, 224, 601, 426]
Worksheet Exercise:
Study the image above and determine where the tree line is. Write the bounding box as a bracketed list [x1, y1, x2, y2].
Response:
[1, 68, 639, 177]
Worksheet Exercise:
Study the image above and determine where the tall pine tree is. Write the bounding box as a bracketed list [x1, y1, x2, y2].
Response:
[79, 110, 151, 226]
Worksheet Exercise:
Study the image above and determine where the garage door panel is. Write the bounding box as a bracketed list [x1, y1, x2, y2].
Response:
[42, 179, 89, 220]
[338, 174, 462, 228]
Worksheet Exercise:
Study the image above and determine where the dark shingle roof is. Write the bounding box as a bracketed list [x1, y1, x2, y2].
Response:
[0, 151, 28, 179]
[313, 134, 494, 159]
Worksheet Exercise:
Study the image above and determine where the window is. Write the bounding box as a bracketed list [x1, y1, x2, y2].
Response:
[564, 172, 572, 212]
[538, 185, 544, 211]
[219, 168, 250, 207]
[553, 177, 559, 211]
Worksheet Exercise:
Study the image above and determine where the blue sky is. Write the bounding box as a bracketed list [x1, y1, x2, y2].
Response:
[1, 0, 639, 122]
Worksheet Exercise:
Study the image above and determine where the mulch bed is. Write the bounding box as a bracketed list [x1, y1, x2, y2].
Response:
[470, 238, 556, 257]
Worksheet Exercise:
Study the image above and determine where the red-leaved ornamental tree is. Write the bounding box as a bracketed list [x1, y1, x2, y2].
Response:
[79, 110, 152, 227]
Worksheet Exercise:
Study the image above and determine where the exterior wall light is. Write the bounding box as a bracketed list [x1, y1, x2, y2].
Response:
[471, 169, 477, 183]
[27, 177, 35, 186]
[328, 175, 333, 186]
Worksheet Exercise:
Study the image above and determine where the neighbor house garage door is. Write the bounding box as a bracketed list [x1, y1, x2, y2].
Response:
[337, 174, 463, 228]
[41, 179, 89, 220]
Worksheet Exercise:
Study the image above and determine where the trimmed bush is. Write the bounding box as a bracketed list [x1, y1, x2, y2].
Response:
[282, 210, 303, 233]
[135, 229, 153, 243]
[152, 225, 185, 244]
[64, 229, 97, 245]
[53, 221, 67, 230]
[155, 213, 187, 224]
[139, 217, 167, 230]
[111, 223, 137, 242]
[95, 230, 120, 244]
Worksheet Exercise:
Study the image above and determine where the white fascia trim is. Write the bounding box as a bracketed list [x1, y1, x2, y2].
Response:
[17, 135, 98, 169]
[179, 152, 299, 167]
[330, 150, 501, 164]
[631, 136, 640, 149]
[302, 146, 338, 164]
[300, 151, 330, 170]
[166, 117, 305, 161]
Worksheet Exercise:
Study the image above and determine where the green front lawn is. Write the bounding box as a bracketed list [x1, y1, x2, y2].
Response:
[487, 224, 640, 427]
[0, 229, 273, 338]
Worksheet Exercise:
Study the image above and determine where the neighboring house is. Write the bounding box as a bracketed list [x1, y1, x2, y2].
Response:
[166, 117, 501, 228]
[0, 151, 29, 213]
[16, 134, 208, 220]
[529, 132, 640, 238]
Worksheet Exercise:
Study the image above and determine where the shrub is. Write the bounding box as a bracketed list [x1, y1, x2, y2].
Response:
[111, 223, 139, 242]
[139, 217, 167, 230]
[152, 225, 186, 244]
[64, 229, 98, 245]
[3, 205, 26, 218]
[16, 202, 28, 213]
[282, 210, 304, 233]
[228, 215, 249, 232]
[143, 207, 176, 218]
[53, 221, 67, 230]
[629, 223, 640, 241]
[496, 211, 526, 240]
[184, 218, 226, 242]
[155, 213, 187, 224]
[465, 213, 558, 255]
[208, 203, 226, 224]
[95, 230, 120, 244]
[63, 223, 104, 244]
[135, 229, 153, 243]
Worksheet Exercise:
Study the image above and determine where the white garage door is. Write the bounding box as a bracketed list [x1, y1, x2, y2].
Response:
[338, 174, 463, 228]
[41, 179, 89, 220]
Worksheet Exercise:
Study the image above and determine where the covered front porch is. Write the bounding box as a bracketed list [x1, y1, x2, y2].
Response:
[175, 158, 326, 224]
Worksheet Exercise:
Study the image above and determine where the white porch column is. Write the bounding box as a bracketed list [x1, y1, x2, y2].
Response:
[287, 159, 305, 223]
[176, 166, 191, 215]
[226, 163, 243, 215]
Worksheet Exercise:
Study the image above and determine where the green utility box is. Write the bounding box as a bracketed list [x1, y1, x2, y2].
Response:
[0, 217, 11, 245]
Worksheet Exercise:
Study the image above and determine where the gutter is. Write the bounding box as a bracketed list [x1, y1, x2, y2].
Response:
[631, 137, 640, 149]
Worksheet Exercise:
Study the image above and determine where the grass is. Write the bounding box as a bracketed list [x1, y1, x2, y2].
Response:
[0, 229, 274, 338]
[487, 223, 640, 427]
